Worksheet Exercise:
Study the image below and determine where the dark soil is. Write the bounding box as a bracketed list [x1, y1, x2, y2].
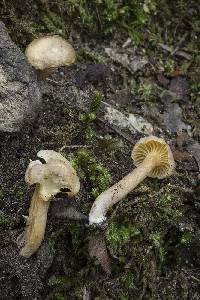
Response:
[0, 1, 200, 299]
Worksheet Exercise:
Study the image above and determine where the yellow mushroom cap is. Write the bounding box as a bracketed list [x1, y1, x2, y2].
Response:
[131, 136, 175, 179]
[25, 35, 76, 70]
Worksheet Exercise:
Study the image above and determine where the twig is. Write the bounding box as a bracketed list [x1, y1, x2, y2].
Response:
[60, 144, 92, 151]
[83, 286, 91, 300]
[46, 78, 62, 85]
[191, 275, 200, 283]
[2, 0, 6, 8]
[171, 32, 188, 55]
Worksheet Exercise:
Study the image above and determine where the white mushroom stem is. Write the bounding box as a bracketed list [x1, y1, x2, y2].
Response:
[89, 154, 159, 225]
[19, 185, 50, 258]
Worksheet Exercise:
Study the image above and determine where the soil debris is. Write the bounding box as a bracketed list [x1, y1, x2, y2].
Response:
[105, 47, 148, 74]
[88, 236, 111, 274]
[187, 141, 200, 171]
[169, 76, 190, 102]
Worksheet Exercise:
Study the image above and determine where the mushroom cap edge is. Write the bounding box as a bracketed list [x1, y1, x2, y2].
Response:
[131, 135, 175, 179]
[25, 35, 76, 70]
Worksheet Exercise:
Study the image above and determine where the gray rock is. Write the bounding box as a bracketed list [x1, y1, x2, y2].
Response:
[0, 21, 41, 132]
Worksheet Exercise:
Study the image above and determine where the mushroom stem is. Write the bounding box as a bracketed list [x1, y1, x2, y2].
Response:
[19, 185, 50, 258]
[89, 154, 158, 225]
[36, 67, 56, 80]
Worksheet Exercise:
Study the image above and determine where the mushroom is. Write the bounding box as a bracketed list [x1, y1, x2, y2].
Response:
[25, 35, 76, 79]
[89, 136, 175, 225]
[18, 150, 80, 257]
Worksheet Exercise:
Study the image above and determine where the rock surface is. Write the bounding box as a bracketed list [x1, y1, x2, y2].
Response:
[0, 21, 41, 132]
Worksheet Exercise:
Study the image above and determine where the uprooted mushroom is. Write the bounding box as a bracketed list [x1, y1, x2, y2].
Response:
[18, 150, 80, 258]
[89, 136, 175, 225]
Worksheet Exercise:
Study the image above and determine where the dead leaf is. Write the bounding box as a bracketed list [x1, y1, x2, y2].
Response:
[176, 132, 191, 148]
[162, 103, 188, 133]
[158, 43, 173, 52]
[173, 150, 191, 161]
[88, 236, 111, 274]
[40, 0, 49, 6]
[169, 68, 187, 77]
[173, 150, 198, 171]
[105, 48, 148, 74]
[157, 74, 169, 88]
[175, 51, 192, 61]
[83, 286, 91, 300]
[128, 113, 154, 135]
[111, 88, 131, 105]
[160, 91, 189, 134]
[169, 77, 190, 101]
[104, 105, 155, 135]
[187, 141, 200, 171]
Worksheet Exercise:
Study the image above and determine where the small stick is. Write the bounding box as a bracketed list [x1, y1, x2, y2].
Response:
[60, 145, 92, 151]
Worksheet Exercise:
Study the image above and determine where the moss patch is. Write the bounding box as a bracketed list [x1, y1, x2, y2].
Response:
[68, 148, 112, 198]
[0, 213, 16, 228]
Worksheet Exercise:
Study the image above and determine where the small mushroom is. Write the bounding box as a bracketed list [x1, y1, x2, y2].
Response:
[18, 150, 80, 257]
[89, 136, 175, 225]
[25, 35, 76, 79]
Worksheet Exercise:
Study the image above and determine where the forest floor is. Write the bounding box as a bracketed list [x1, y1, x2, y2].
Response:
[0, 1, 200, 299]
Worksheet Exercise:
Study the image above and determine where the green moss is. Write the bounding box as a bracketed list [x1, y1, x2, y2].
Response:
[68, 148, 112, 198]
[54, 293, 65, 300]
[157, 192, 183, 223]
[48, 229, 64, 251]
[2, 0, 199, 54]
[43, 10, 64, 35]
[15, 185, 27, 200]
[45, 0, 157, 44]
[67, 223, 84, 253]
[180, 230, 192, 245]
[138, 82, 162, 105]
[80, 112, 96, 125]
[106, 219, 140, 247]
[48, 276, 69, 287]
[0, 213, 16, 228]
[150, 232, 166, 265]
[80, 91, 102, 126]
[164, 58, 176, 75]
[85, 127, 96, 141]
[188, 118, 200, 139]
[120, 271, 135, 289]
[80, 91, 102, 141]
[105, 185, 184, 269]
[96, 135, 124, 158]
[0, 190, 4, 200]
[120, 296, 129, 300]
[76, 48, 103, 63]
[2, 7, 45, 48]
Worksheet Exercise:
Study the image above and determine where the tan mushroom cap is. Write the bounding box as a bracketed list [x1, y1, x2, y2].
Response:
[25, 35, 76, 70]
[25, 150, 80, 200]
[37, 149, 69, 163]
[131, 136, 175, 179]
